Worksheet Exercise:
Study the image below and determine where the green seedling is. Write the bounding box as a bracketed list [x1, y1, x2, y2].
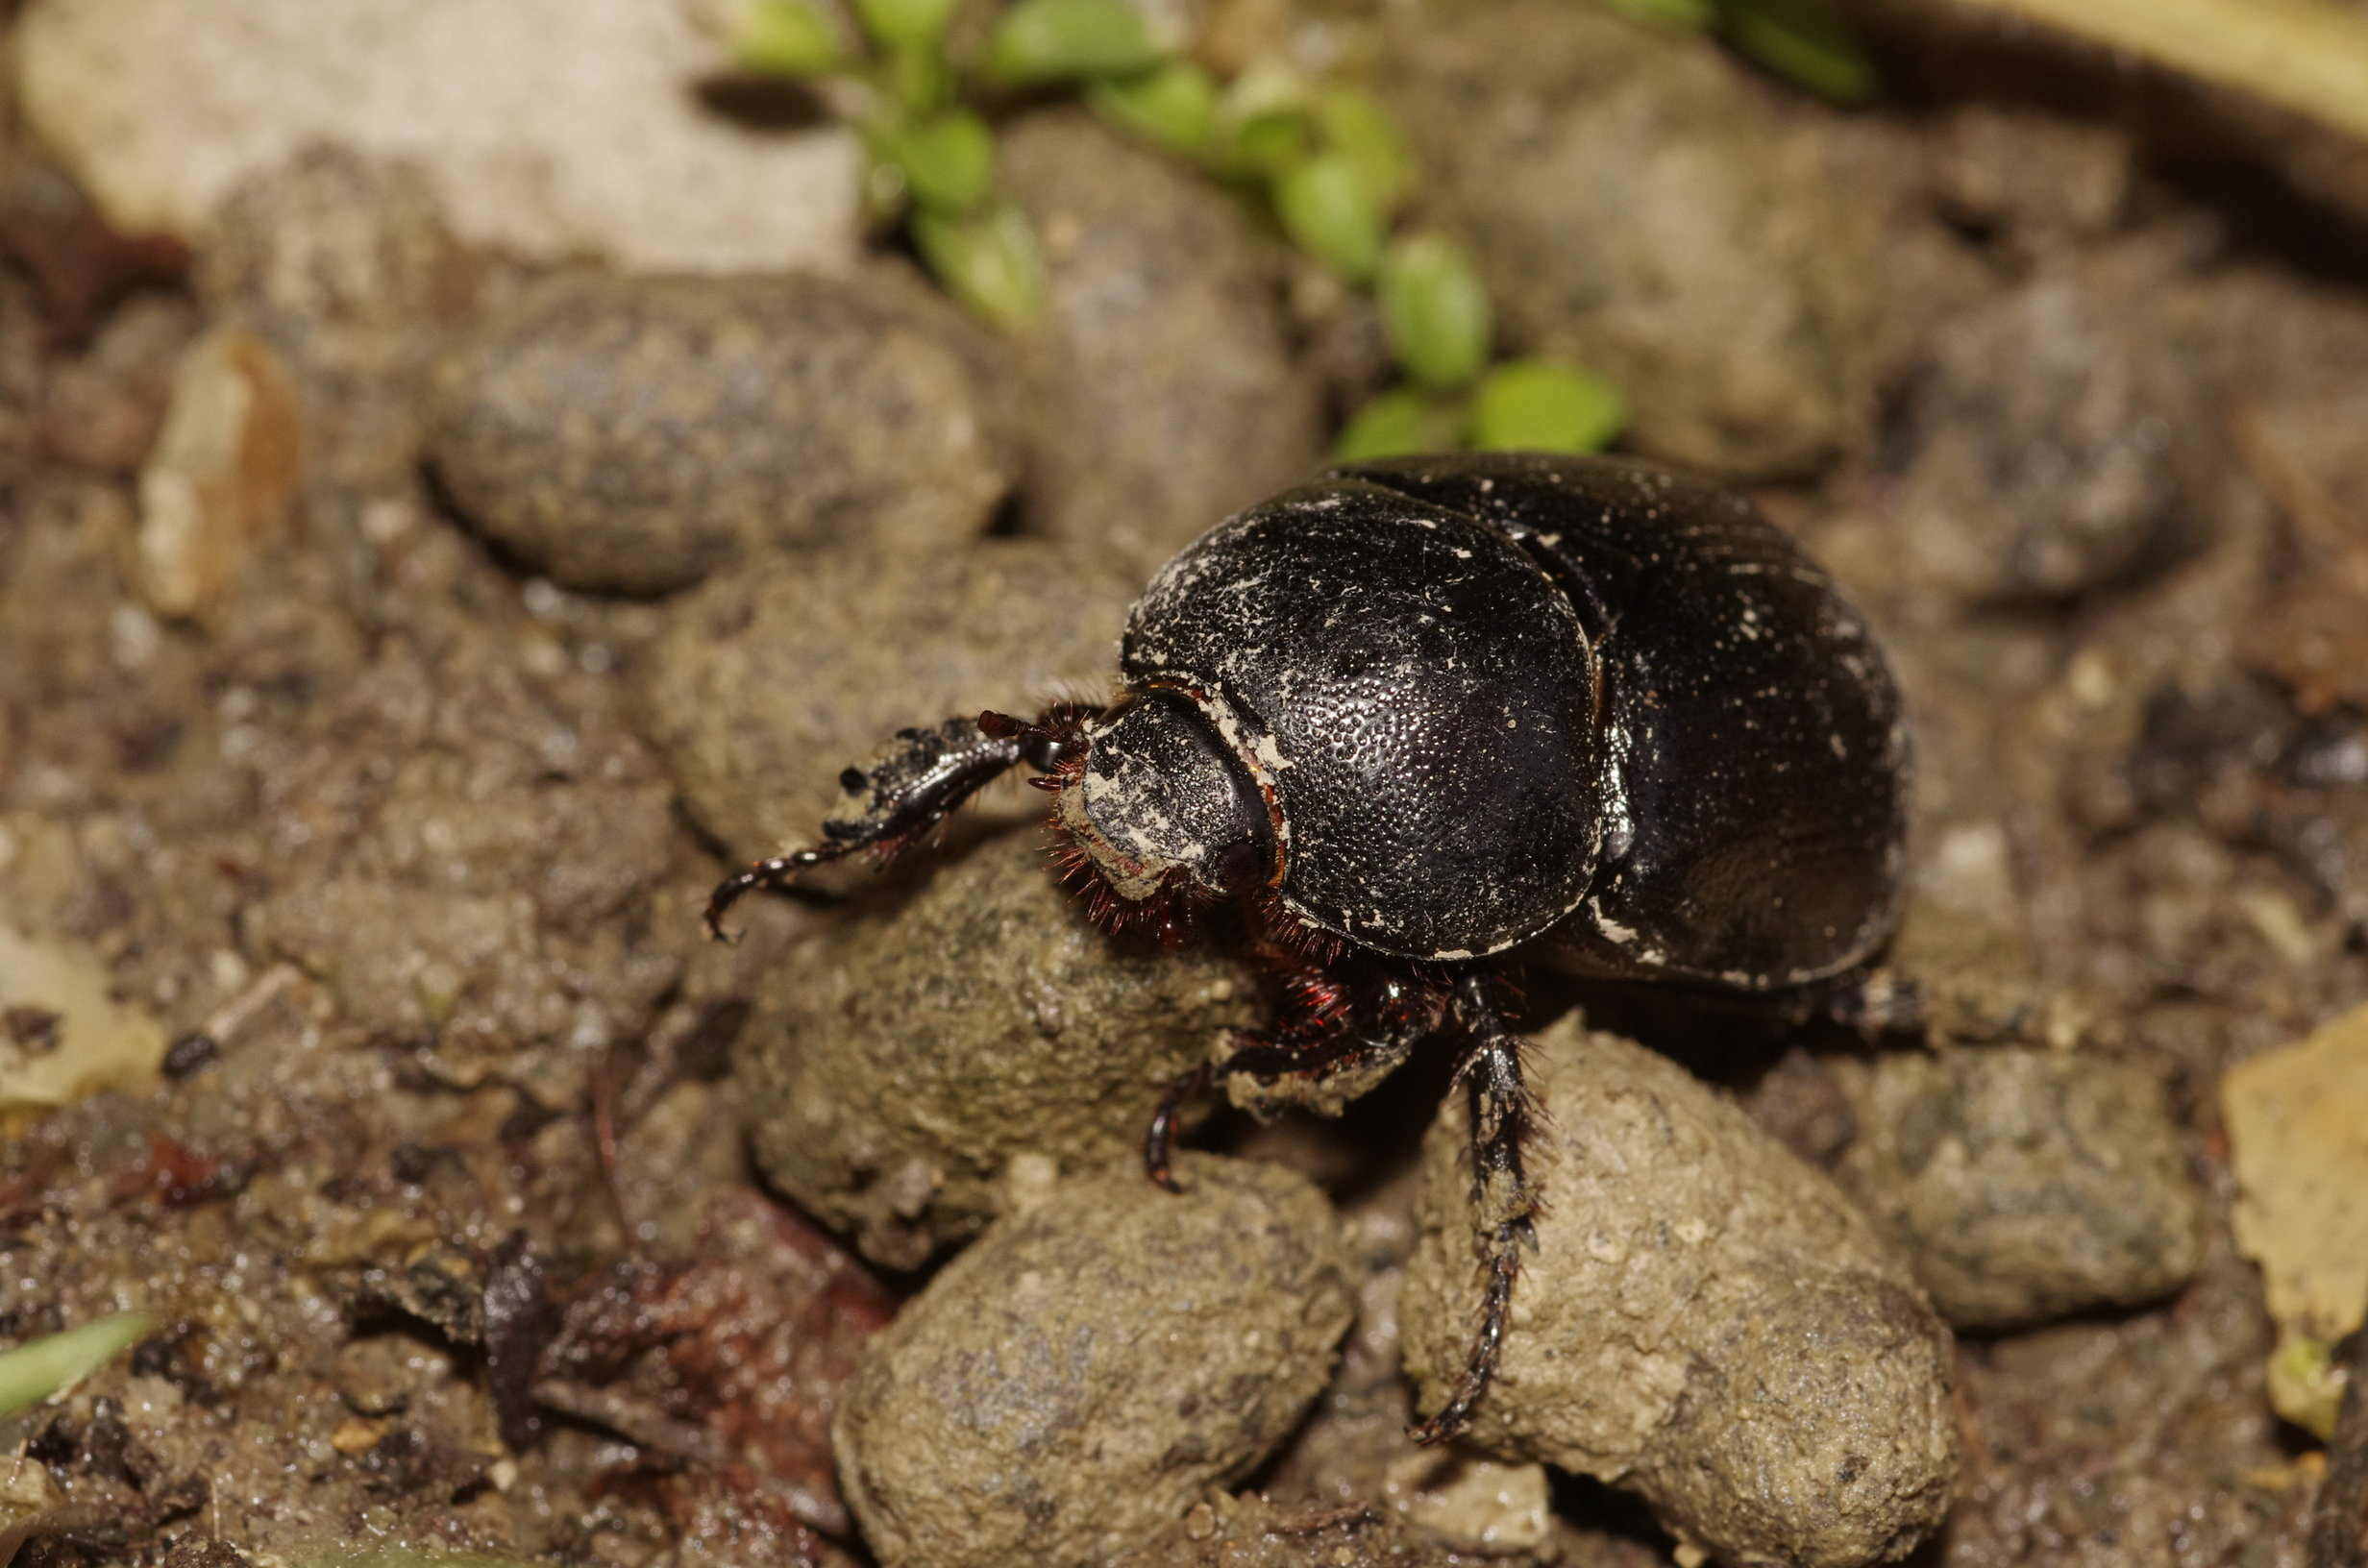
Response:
[0, 1311, 156, 1418]
[1313, 87, 1415, 214]
[1719, 0, 1877, 103]
[1468, 358, 1628, 453]
[1379, 234, 1493, 391]
[913, 201, 1047, 331]
[1273, 153, 1387, 283]
[984, 0, 1166, 86]
[1085, 60, 1221, 158]
[1333, 387, 1465, 462]
[878, 108, 998, 213]
[854, 0, 962, 51]
[733, 0, 846, 75]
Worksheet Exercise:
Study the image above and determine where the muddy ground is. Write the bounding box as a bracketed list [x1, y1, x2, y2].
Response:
[4, 1, 2368, 1564]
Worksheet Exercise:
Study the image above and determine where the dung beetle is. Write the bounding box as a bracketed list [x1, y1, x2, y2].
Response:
[707, 453, 1911, 1443]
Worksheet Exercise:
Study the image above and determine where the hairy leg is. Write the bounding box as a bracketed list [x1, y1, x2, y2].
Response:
[1409, 970, 1542, 1446]
[1142, 955, 1449, 1190]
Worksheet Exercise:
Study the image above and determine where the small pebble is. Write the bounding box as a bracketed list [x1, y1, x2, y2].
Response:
[636, 537, 1139, 860]
[999, 111, 1324, 577]
[834, 1154, 1356, 1568]
[1381, 2, 1871, 477]
[1113, 1492, 1453, 1568]
[1399, 1017, 1956, 1568]
[135, 325, 302, 619]
[428, 269, 1017, 594]
[1884, 257, 2212, 606]
[1831, 1044, 2204, 1329]
[739, 830, 1259, 1269]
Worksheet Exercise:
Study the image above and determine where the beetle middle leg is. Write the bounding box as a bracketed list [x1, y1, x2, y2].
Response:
[1409, 969, 1543, 1447]
[1143, 962, 1446, 1190]
[703, 702, 1098, 940]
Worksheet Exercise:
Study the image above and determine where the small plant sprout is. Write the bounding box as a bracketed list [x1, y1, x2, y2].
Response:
[1083, 60, 1220, 157]
[1599, 0, 1878, 105]
[1331, 231, 1625, 463]
[851, 0, 961, 53]
[1093, 53, 1624, 463]
[0, 1311, 156, 1418]
[1332, 387, 1465, 465]
[1274, 153, 1387, 283]
[982, 0, 1166, 86]
[705, 0, 1180, 330]
[1079, 55, 1620, 464]
[1378, 234, 1492, 392]
[732, 0, 847, 74]
[705, 1, 1632, 453]
[1469, 360, 1629, 453]
[911, 202, 1047, 332]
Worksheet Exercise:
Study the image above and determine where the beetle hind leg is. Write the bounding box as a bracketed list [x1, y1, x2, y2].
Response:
[703, 702, 1100, 941]
[1410, 971, 1543, 1447]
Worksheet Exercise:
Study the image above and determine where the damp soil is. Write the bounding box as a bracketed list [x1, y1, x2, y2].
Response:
[5, 2, 2368, 1565]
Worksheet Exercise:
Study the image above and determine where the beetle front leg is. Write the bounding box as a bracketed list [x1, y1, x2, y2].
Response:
[1141, 1027, 1415, 1191]
[1142, 967, 1446, 1190]
[1409, 970, 1542, 1447]
[703, 702, 1099, 941]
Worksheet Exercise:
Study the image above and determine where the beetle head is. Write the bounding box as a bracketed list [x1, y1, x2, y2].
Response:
[1049, 691, 1270, 916]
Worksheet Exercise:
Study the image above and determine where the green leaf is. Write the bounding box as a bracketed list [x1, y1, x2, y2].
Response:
[1211, 62, 1316, 176]
[1086, 61, 1220, 157]
[1377, 233, 1492, 391]
[853, 0, 961, 51]
[1223, 107, 1313, 178]
[885, 40, 954, 114]
[733, 0, 847, 77]
[1313, 87, 1415, 215]
[984, 0, 1166, 86]
[1333, 387, 1463, 463]
[912, 202, 1046, 331]
[1468, 358, 1627, 453]
[880, 109, 996, 213]
[0, 1311, 155, 1417]
[1718, 0, 1878, 103]
[1602, 0, 1717, 26]
[1271, 152, 1387, 282]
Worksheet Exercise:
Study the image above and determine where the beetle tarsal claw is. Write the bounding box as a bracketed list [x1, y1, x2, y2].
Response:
[703, 845, 843, 943]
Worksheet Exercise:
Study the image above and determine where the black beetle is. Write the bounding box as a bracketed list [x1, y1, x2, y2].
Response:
[707, 453, 1911, 1442]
